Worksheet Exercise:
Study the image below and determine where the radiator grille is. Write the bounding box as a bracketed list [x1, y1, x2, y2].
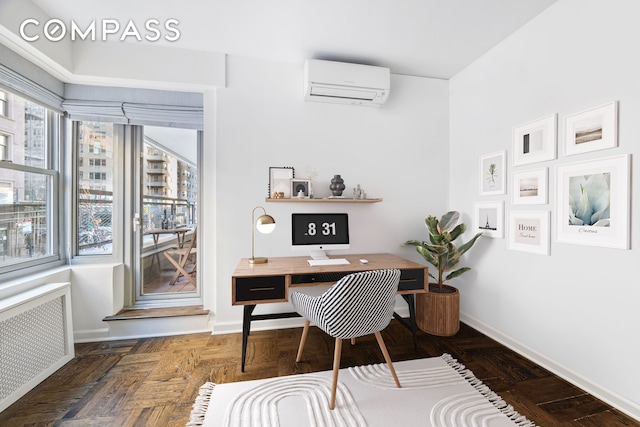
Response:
[0, 296, 67, 402]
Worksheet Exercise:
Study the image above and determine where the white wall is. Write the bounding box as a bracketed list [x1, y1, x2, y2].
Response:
[449, 0, 640, 417]
[209, 55, 449, 332]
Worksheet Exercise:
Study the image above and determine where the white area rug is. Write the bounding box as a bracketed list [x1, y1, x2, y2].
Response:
[187, 354, 538, 427]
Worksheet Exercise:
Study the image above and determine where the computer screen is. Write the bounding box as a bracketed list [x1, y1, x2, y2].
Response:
[291, 213, 350, 259]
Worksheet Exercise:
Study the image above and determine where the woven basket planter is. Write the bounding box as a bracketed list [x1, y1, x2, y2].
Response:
[416, 284, 460, 337]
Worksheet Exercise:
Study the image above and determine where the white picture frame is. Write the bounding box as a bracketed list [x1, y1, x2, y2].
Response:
[511, 168, 548, 205]
[563, 101, 618, 156]
[512, 114, 557, 166]
[508, 211, 550, 255]
[473, 201, 504, 239]
[269, 166, 294, 198]
[479, 151, 506, 195]
[291, 178, 311, 198]
[555, 154, 630, 249]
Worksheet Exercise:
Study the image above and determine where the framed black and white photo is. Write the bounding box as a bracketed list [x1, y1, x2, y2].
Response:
[291, 179, 311, 198]
[268, 166, 294, 198]
[512, 114, 557, 166]
[511, 168, 547, 205]
[473, 201, 504, 239]
[564, 101, 618, 156]
[479, 151, 506, 195]
[556, 154, 630, 249]
[508, 211, 550, 255]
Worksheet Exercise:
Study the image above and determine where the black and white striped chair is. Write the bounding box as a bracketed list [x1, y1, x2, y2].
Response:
[290, 269, 402, 410]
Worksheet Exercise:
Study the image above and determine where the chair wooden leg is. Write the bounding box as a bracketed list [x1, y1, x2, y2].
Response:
[374, 331, 401, 388]
[296, 320, 310, 362]
[330, 338, 343, 410]
[350, 338, 356, 345]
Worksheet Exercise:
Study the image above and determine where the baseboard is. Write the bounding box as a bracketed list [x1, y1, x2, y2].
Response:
[460, 312, 640, 422]
[74, 328, 110, 342]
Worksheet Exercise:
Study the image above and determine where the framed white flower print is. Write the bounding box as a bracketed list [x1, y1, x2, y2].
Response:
[555, 155, 630, 249]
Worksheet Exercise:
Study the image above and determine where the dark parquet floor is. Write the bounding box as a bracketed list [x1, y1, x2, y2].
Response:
[0, 321, 637, 426]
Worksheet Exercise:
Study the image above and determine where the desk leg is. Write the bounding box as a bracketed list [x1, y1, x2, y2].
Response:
[401, 294, 418, 351]
[241, 305, 256, 372]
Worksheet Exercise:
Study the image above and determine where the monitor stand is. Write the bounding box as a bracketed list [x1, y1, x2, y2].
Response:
[309, 250, 328, 260]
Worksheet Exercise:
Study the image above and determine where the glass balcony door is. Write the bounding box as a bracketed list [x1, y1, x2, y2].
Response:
[134, 125, 200, 304]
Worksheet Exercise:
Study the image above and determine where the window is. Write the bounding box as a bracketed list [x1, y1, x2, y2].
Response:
[0, 91, 7, 117]
[0, 133, 8, 161]
[0, 90, 60, 273]
[75, 122, 114, 256]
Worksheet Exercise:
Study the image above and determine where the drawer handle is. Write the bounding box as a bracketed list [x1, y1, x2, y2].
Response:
[400, 278, 417, 283]
[251, 287, 276, 292]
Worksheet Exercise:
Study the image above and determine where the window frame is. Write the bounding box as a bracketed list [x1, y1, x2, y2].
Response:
[0, 90, 8, 117]
[0, 106, 64, 278]
[70, 120, 123, 264]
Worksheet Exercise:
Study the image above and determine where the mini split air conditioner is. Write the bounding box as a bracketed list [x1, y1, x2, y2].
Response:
[304, 59, 390, 107]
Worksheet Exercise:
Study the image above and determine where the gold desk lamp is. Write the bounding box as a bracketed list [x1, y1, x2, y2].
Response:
[250, 206, 276, 264]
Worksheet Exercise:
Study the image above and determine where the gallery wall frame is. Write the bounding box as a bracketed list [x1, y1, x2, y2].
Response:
[291, 179, 311, 198]
[512, 114, 557, 166]
[268, 166, 294, 198]
[512, 168, 548, 205]
[473, 201, 504, 239]
[563, 101, 618, 156]
[555, 154, 630, 249]
[508, 210, 550, 255]
[479, 151, 506, 195]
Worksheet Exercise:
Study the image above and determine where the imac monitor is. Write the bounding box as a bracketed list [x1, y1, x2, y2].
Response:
[291, 213, 349, 259]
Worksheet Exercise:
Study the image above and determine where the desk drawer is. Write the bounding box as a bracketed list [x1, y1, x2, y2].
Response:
[398, 269, 425, 291]
[234, 276, 286, 304]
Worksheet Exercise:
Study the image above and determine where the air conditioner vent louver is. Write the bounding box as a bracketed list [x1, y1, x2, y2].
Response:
[304, 60, 390, 107]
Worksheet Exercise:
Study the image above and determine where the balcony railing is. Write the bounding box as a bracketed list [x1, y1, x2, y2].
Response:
[77, 190, 196, 255]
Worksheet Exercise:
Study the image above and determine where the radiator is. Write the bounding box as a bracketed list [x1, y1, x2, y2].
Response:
[0, 282, 74, 412]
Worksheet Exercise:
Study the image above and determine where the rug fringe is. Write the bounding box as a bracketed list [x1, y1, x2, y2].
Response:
[186, 382, 216, 427]
[441, 353, 539, 427]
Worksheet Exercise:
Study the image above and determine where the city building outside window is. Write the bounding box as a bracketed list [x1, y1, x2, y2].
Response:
[0, 90, 60, 273]
[75, 122, 114, 256]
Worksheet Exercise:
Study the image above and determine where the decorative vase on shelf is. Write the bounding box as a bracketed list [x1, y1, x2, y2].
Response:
[329, 175, 346, 196]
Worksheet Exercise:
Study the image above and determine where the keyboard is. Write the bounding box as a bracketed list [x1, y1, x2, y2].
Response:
[307, 258, 350, 266]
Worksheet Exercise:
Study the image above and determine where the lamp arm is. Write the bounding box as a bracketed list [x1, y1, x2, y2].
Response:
[251, 206, 267, 260]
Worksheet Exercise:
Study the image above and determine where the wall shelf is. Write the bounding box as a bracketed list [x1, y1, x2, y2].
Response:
[265, 197, 382, 203]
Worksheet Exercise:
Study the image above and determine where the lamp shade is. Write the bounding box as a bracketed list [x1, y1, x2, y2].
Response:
[256, 214, 276, 234]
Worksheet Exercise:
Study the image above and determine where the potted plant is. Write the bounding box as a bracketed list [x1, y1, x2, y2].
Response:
[404, 211, 482, 336]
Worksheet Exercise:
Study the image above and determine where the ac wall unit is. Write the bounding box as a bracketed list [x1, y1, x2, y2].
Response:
[304, 59, 390, 107]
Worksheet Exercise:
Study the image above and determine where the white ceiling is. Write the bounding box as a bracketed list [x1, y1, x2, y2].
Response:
[31, 0, 558, 79]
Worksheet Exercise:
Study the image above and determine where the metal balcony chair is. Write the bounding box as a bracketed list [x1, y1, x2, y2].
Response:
[290, 268, 402, 410]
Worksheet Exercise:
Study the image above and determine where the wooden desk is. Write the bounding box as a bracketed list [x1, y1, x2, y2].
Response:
[232, 253, 428, 371]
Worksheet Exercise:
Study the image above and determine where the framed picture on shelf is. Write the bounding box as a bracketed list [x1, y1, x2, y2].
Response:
[291, 179, 311, 198]
[508, 211, 550, 255]
[512, 114, 557, 166]
[512, 168, 548, 205]
[473, 201, 504, 239]
[479, 151, 506, 195]
[268, 167, 294, 198]
[555, 154, 630, 249]
[563, 101, 618, 156]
